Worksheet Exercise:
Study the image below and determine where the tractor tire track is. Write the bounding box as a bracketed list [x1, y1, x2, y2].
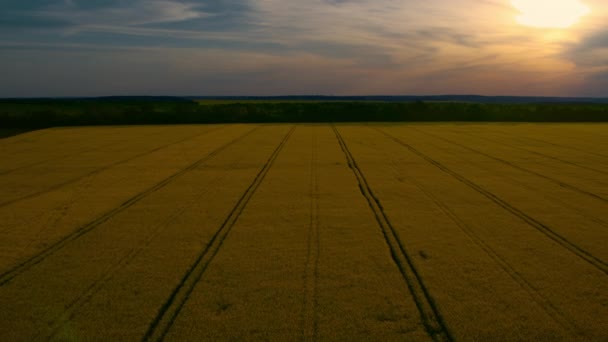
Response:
[0, 125, 225, 209]
[0, 140, 118, 176]
[411, 128, 608, 203]
[455, 129, 608, 176]
[410, 128, 608, 229]
[0, 126, 174, 176]
[332, 126, 452, 342]
[302, 127, 320, 342]
[377, 128, 608, 275]
[513, 147, 608, 176]
[0, 126, 260, 287]
[142, 126, 296, 342]
[23, 172, 98, 253]
[489, 130, 608, 160]
[389, 160, 581, 337]
[42, 153, 242, 341]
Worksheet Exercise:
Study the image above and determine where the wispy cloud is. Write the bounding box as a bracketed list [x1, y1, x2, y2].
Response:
[0, 0, 607, 96]
[39, 0, 209, 31]
[0, 1, 210, 33]
[565, 29, 608, 66]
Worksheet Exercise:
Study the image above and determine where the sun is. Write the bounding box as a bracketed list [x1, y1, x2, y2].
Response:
[511, 0, 590, 28]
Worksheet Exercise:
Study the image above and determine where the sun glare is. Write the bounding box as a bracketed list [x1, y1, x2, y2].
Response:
[511, 0, 590, 28]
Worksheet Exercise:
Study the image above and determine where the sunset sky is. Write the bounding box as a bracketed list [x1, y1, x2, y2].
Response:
[1, 0, 607, 97]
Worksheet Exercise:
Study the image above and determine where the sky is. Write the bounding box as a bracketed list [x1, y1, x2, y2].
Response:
[1, 0, 607, 97]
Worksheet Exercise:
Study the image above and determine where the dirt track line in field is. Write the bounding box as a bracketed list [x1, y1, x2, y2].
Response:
[42, 153, 242, 341]
[0, 139, 120, 176]
[409, 128, 608, 229]
[0, 126, 261, 287]
[3, 127, 225, 251]
[302, 127, 320, 342]
[489, 129, 608, 160]
[0, 125, 226, 209]
[455, 129, 608, 177]
[332, 126, 452, 342]
[377, 128, 608, 275]
[412, 128, 608, 203]
[0, 127, 180, 176]
[510, 146, 608, 176]
[142, 126, 296, 342]
[0, 125, 213, 176]
[390, 160, 581, 337]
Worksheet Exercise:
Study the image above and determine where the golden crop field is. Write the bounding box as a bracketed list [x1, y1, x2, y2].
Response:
[0, 123, 606, 341]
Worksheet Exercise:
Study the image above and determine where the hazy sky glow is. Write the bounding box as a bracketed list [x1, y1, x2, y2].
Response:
[1, 0, 607, 97]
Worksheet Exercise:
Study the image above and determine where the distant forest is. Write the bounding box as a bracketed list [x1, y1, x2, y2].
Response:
[1, 97, 608, 128]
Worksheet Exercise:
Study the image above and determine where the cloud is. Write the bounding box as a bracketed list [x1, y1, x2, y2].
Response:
[589, 70, 608, 81]
[57, 0, 210, 30]
[0, 0, 607, 96]
[565, 29, 608, 66]
[2, 0, 516, 54]
[567, 29, 608, 51]
[562, 28, 608, 95]
[0, 13, 72, 29]
[0, 47, 383, 96]
[0, 1, 210, 32]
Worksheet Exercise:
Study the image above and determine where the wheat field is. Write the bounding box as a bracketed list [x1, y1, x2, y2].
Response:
[0, 123, 606, 341]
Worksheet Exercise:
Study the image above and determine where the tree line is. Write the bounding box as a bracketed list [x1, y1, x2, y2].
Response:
[1, 99, 607, 128]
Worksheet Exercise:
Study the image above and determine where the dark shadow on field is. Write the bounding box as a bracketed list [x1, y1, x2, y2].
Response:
[0, 129, 36, 139]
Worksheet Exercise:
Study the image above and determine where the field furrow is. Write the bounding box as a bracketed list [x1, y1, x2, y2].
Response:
[0, 126, 258, 280]
[393, 165, 582, 337]
[0, 125, 224, 206]
[332, 126, 452, 341]
[143, 125, 295, 341]
[164, 125, 431, 341]
[0, 125, 289, 340]
[463, 124, 608, 160]
[42, 162, 233, 341]
[0, 126, 210, 176]
[377, 128, 607, 273]
[364, 126, 608, 339]
[302, 126, 321, 341]
[471, 133, 608, 176]
[0, 127, 157, 174]
[413, 127, 608, 201]
[0, 125, 257, 273]
[338, 126, 588, 340]
[405, 127, 608, 260]
[0, 123, 606, 341]
[0, 127, 139, 169]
